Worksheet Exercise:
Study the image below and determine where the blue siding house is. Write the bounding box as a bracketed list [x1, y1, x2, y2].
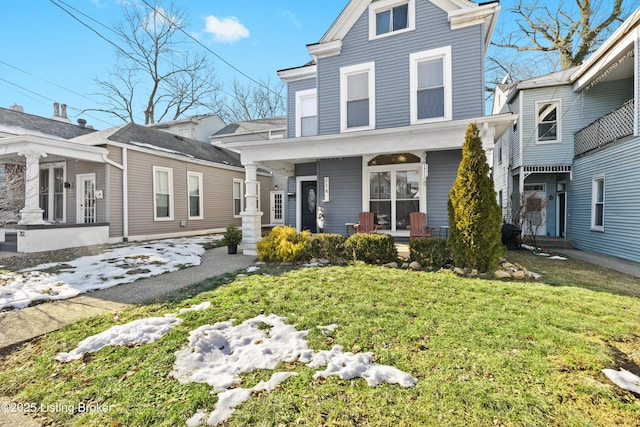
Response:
[226, 0, 514, 255]
[492, 8, 640, 263]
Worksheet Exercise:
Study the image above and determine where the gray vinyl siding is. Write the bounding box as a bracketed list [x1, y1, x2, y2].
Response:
[287, 78, 316, 138]
[66, 161, 107, 224]
[426, 150, 461, 230]
[578, 78, 634, 128]
[106, 145, 123, 238]
[520, 85, 576, 166]
[510, 94, 521, 167]
[317, 157, 362, 234]
[569, 136, 640, 263]
[125, 150, 251, 238]
[317, 0, 485, 135]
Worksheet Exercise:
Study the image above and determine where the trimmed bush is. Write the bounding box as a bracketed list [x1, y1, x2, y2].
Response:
[309, 233, 347, 261]
[345, 233, 398, 264]
[448, 122, 505, 272]
[257, 226, 311, 263]
[409, 237, 449, 270]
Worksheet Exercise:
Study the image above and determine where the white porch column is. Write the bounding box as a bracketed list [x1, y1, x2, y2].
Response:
[18, 149, 47, 225]
[240, 163, 263, 256]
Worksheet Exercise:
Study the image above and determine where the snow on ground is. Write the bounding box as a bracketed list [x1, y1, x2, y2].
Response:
[170, 314, 417, 426]
[54, 311, 418, 426]
[602, 368, 640, 394]
[0, 236, 219, 312]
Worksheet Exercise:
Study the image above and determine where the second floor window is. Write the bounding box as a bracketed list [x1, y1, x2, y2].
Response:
[341, 62, 376, 132]
[369, 0, 415, 40]
[376, 3, 408, 35]
[592, 177, 605, 230]
[410, 47, 452, 124]
[296, 89, 317, 137]
[537, 101, 560, 143]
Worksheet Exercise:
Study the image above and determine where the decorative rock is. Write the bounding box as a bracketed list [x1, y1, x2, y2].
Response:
[453, 267, 466, 276]
[383, 262, 399, 269]
[469, 269, 478, 277]
[501, 261, 514, 269]
[401, 262, 410, 269]
[409, 261, 422, 270]
[512, 270, 526, 280]
[494, 270, 511, 279]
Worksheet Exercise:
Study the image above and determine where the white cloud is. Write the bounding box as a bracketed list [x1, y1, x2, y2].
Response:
[204, 15, 249, 43]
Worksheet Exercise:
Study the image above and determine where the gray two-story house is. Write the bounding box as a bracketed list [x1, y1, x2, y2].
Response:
[492, 7, 640, 263]
[225, 0, 514, 255]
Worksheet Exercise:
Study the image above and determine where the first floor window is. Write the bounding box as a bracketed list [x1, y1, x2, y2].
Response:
[592, 177, 604, 230]
[188, 172, 203, 219]
[153, 166, 173, 220]
[40, 164, 65, 222]
[233, 179, 243, 217]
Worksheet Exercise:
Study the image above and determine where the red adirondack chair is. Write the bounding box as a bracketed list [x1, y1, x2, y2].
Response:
[353, 212, 380, 234]
[409, 212, 434, 239]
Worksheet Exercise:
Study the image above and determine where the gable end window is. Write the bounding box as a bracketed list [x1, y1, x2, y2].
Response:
[295, 89, 318, 137]
[188, 171, 203, 220]
[591, 177, 605, 231]
[410, 47, 452, 124]
[340, 62, 376, 132]
[536, 100, 561, 143]
[369, 0, 415, 40]
[153, 166, 174, 221]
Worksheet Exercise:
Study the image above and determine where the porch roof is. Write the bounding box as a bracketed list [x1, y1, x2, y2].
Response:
[0, 134, 108, 164]
[225, 113, 515, 175]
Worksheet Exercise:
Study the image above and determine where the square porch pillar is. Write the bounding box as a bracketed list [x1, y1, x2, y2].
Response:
[240, 163, 263, 256]
[18, 149, 46, 225]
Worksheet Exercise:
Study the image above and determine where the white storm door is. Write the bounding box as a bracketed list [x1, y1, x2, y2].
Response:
[76, 173, 97, 224]
[270, 190, 285, 225]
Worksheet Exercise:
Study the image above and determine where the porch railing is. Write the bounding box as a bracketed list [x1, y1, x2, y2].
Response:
[574, 99, 634, 157]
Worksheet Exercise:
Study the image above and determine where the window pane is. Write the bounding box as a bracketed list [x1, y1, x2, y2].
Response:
[155, 170, 169, 193]
[301, 116, 318, 137]
[234, 199, 242, 216]
[347, 72, 369, 100]
[539, 103, 557, 122]
[397, 199, 419, 230]
[376, 10, 391, 35]
[156, 194, 169, 218]
[392, 4, 408, 31]
[370, 201, 391, 230]
[233, 181, 241, 198]
[189, 176, 200, 197]
[596, 180, 604, 203]
[538, 123, 557, 141]
[418, 59, 443, 89]
[418, 87, 445, 119]
[369, 172, 391, 200]
[396, 170, 419, 199]
[190, 196, 200, 217]
[347, 99, 369, 128]
[301, 96, 317, 116]
[595, 204, 604, 226]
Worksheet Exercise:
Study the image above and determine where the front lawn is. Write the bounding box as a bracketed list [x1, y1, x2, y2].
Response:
[1, 262, 640, 426]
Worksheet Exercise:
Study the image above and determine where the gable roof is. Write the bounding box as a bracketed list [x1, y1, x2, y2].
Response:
[308, 0, 500, 59]
[73, 123, 241, 167]
[0, 106, 96, 140]
[213, 117, 287, 138]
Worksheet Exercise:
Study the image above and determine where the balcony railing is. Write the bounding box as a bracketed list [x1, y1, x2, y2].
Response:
[574, 99, 634, 156]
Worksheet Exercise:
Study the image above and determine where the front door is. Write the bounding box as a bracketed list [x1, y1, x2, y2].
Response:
[270, 190, 285, 225]
[76, 173, 96, 224]
[301, 181, 317, 232]
[557, 191, 566, 238]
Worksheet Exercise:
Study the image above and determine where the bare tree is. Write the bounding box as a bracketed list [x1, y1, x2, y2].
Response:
[487, 0, 632, 94]
[224, 77, 286, 122]
[93, 2, 221, 124]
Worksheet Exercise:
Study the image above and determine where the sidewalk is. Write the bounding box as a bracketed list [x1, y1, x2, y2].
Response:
[554, 248, 640, 279]
[0, 246, 257, 352]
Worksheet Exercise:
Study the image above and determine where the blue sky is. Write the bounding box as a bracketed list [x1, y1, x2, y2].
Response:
[1, 0, 639, 129]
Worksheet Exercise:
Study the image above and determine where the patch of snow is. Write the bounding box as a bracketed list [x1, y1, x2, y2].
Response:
[602, 368, 640, 394]
[179, 301, 211, 313]
[245, 266, 260, 273]
[303, 262, 321, 267]
[0, 236, 216, 312]
[549, 255, 567, 260]
[56, 314, 181, 362]
[318, 324, 338, 332]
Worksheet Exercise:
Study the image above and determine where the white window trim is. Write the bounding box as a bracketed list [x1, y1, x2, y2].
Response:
[340, 62, 376, 133]
[187, 171, 204, 220]
[233, 178, 244, 218]
[410, 46, 452, 124]
[295, 88, 317, 137]
[153, 166, 174, 221]
[535, 99, 562, 144]
[368, 0, 415, 41]
[591, 176, 605, 231]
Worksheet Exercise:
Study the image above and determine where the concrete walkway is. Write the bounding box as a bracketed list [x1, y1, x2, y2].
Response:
[0, 246, 257, 352]
[554, 248, 640, 278]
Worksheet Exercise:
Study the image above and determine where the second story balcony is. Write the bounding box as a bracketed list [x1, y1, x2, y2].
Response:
[575, 99, 635, 157]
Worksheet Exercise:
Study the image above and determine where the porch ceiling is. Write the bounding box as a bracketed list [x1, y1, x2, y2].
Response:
[0, 135, 108, 164]
[227, 113, 515, 175]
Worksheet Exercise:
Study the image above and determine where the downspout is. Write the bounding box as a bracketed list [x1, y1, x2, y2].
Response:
[101, 150, 127, 242]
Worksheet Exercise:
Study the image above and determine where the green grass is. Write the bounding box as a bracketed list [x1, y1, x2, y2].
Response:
[1, 258, 640, 426]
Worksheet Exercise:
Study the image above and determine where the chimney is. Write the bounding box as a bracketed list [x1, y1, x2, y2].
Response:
[77, 118, 87, 128]
[53, 102, 60, 117]
[61, 104, 68, 119]
[10, 104, 24, 112]
[51, 102, 71, 123]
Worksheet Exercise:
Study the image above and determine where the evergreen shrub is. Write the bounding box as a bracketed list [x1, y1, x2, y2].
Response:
[409, 237, 449, 269]
[345, 233, 397, 264]
[257, 226, 311, 262]
[309, 233, 347, 261]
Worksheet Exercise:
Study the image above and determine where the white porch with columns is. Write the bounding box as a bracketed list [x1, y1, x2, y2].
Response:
[240, 163, 263, 256]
